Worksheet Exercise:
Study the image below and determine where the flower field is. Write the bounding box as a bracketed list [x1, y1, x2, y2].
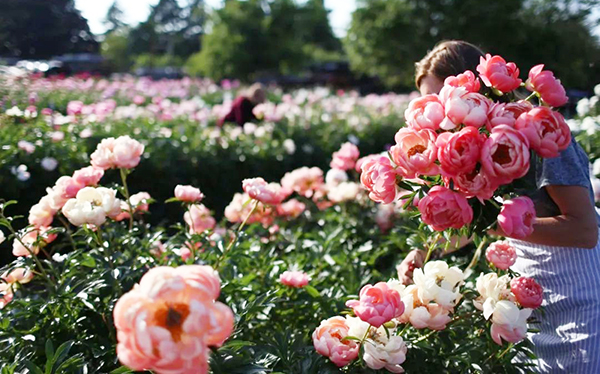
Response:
[0, 68, 600, 374]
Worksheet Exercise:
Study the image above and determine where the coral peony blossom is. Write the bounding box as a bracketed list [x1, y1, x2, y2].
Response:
[312, 316, 360, 367]
[28, 195, 57, 228]
[346, 282, 405, 328]
[113, 265, 233, 374]
[510, 277, 543, 309]
[497, 196, 536, 239]
[363, 331, 407, 373]
[525, 64, 568, 107]
[280, 167, 324, 198]
[514, 107, 571, 158]
[12, 227, 56, 257]
[276, 199, 306, 219]
[72, 166, 104, 186]
[184, 204, 216, 234]
[360, 156, 401, 204]
[437, 126, 486, 177]
[90, 136, 145, 170]
[438, 86, 491, 130]
[476, 54, 522, 93]
[480, 125, 530, 185]
[404, 94, 445, 131]
[390, 128, 439, 179]
[490, 305, 531, 346]
[174, 185, 204, 203]
[418, 186, 473, 231]
[485, 241, 517, 270]
[242, 177, 287, 205]
[444, 70, 481, 93]
[62, 187, 122, 227]
[330, 142, 360, 171]
[450, 165, 497, 202]
[279, 270, 310, 288]
[2, 267, 34, 284]
[487, 101, 533, 131]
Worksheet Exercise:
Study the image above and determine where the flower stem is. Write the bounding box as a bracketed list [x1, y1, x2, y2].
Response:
[424, 232, 443, 264]
[215, 200, 259, 271]
[119, 168, 134, 231]
[524, 91, 537, 102]
[466, 237, 488, 273]
[58, 215, 77, 252]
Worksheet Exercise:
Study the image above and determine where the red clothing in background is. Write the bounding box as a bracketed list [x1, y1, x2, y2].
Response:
[218, 96, 257, 126]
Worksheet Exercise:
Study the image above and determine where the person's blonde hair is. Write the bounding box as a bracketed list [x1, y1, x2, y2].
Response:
[415, 40, 485, 88]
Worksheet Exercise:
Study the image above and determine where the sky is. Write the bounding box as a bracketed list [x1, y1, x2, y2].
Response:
[75, 0, 357, 37]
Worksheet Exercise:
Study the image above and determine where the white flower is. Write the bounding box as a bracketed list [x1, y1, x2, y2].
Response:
[0, 230, 4, 245]
[345, 315, 370, 339]
[283, 139, 296, 154]
[594, 84, 600, 98]
[576, 98, 590, 117]
[566, 119, 581, 132]
[325, 168, 348, 187]
[581, 117, 599, 135]
[327, 182, 361, 203]
[412, 260, 464, 309]
[17, 140, 35, 154]
[6, 106, 23, 117]
[363, 329, 407, 373]
[593, 159, 600, 177]
[11, 165, 30, 181]
[491, 300, 522, 325]
[62, 187, 121, 226]
[41, 157, 58, 171]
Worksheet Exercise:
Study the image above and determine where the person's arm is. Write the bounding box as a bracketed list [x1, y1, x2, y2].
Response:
[496, 185, 598, 248]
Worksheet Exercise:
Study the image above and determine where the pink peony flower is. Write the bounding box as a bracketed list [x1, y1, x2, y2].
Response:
[476, 54, 522, 93]
[280, 167, 324, 198]
[175, 185, 204, 203]
[67, 100, 84, 116]
[514, 107, 571, 158]
[90, 136, 145, 170]
[490, 318, 529, 346]
[242, 178, 287, 205]
[2, 268, 34, 284]
[510, 277, 543, 309]
[360, 156, 401, 204]
[487, 101, 533, 131]
[312, 316, 360, 367]
[18, 140, 35, 154]
[346, 282, 405, 328]
[498, 196, 536, 239]
[276, 199, 306, 219]
[363, 333, 407, 373]
[330, 142, 360, 171]
[437, 126, 486, 177]
[390, 128, 439, 179]
[444, 70, 481, 93]
[418, 186, 473, 231]
[485, 241, 517, 270]
[72, 166, 104, 186]
[355, 154, 379, 173]
[450, 166, 498, 202]
[279, 270, 310, 288]
[12, 227, 57, 257]
[404, 94, 445, 131]
[439, 86, 491, 130]
[480, 125, 530, 185]
[113, 265, 234, 374]
[184, 204, 216, 235]
[28, 195, 57, 227]
[525, 64, 568, 107]
[224, 193, 272, 225]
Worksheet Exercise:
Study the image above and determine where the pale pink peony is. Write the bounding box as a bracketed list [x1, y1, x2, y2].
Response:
[174, 185, 204, 203]
[390, 128, 439, 179]
[346, 282, 405, 328]
[330, 142, 360, 171]
[276, 199, 306, 219]
[355, 154, 379, 173]
[363, 333, 407, 373]
[525, 64, 568, 107]
[12, 227, 57, 257]
[2, 268, 34, 284]
[113, 265, 234, 374]
[67, 100, 84, 116]
[90, 136, 145, 170]
[28, 195, 57, 228]
[418, 186, 473, 231]
[312, 316, 360, 367]
[490, 319, 529, 346]
[279, 270, 310, 288]
[480, 125, 530, 185]
[485, 241, 517, 270]
[514, 107, 571, 158]
[476, 54, 522, 93]
[437, 126, 486, 177]
[444, 70, 481, 93]
[439, 86, 491, 130]
[408, 303, 453, 331]
[116, 191, 151, 221]
[404, 94, 445, 131]
[487, 101, 534, 131]
[224, 193, 272, 225]
[280, 167, 324, 198]
[498, 196, 536, 239]
[184, 204, 216, 235]
[360, 156, 401, 204]
[17, 140, 35, 154]
[72, 166, 104, 186]
[62, 187, 122, 227]
[242, 177, 287, 205]
[510, 277, 543, 309]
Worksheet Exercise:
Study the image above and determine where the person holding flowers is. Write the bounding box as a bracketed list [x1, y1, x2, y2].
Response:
[395, 40, 600, 372]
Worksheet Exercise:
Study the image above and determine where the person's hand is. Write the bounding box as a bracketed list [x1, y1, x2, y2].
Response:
[397, 249, 426, 285]
[487, 225, 506, 238]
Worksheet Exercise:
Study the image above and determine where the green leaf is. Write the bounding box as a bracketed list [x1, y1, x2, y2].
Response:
[44, 339, 54, 374]
[304, 285, 320, 298]
[109, 366, 134, 374]
[23, 361, 43, 374]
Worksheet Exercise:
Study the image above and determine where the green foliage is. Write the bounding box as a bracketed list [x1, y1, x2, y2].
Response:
[101, 29, 132, 72]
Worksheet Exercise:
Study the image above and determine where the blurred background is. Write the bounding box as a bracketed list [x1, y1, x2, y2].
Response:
[1, 0, 599, 94]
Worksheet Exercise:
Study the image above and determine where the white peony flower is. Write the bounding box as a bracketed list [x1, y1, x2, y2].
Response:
[594, 84, 600, 98]
[581, 117, 599, 135]
[345, 315, 371, 340]
[576, 98, 590, 117]
[325, 168, 348, 187]
[282, 139, 296, 154]
[41, 157, 58, 171]
[412, 260, 464, 309]
[62, 187, 121, 226]
[327, 182, 361, 203]
[11, 164, 30, 181]
[0, 230, 4, 245]
[363, 328, 407, 373]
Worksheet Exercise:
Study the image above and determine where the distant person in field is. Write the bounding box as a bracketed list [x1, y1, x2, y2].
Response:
[218, 83, 266, 127]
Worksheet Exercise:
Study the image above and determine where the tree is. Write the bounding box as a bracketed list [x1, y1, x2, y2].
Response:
[101, 28, 132, 72]
[344, 0, 600, 90]
[103, 1, 126, 34]
[0, 0, 98, 59]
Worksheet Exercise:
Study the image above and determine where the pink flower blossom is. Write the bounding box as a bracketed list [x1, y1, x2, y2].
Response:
[437, 126, 486, 177]
[514, 107, 571, 158]
[2, 268, 34, 284]
[276, 199, 306, 219]
[12, 227, 57, 257]
[404, 94, 445, 131]
[28, 195, 57, 228]
[498, 196, 536, 239]
[90, 136, 145, 170]
[113, 265, 234, 373]
[444, 70, 481, 93]
[487, 101, 533, 131]
[242, 178, 287, 205]
[485, 241, 517, 270]
[312, 316, 360, 367]
[510, 277, 543, 309]
[72, 166, 104, 186]
[184, 204, 216, 234]
[480, 125, 530, 185]
[490, 318, 529, 346]
[450, 166, 498, 202]
[279, 270, 310, 288]
[525, 64, 568, 107]
[67, 100, 84, 116]
[280, 167, 324, 198]
[330, 142, 360, 171]
[476, 54, 522, 93]
[390, 128, 439, 179]
[360, 156, 401, 204]
[174, 185, 204, 203]
[418, 186, 473, 231]
[346, 282, 405, 328]
[18, 140, 35, 154]
[355, 154, 379, 173]
[439, 86, 491, 130]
